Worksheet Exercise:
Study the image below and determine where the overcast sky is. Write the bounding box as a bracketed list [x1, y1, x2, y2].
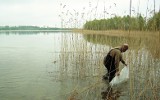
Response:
[0, 0, 159, 28]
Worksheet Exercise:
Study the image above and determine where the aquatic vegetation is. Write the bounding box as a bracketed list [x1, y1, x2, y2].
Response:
[49, 31, 160, 99]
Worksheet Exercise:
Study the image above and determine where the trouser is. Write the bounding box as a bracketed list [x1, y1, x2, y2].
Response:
[103, 55, 116, 82]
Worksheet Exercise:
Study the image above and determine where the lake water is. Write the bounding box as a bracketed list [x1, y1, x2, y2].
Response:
[0, 31, 160, 100]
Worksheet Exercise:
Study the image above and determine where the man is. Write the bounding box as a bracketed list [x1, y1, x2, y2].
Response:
[103, 44, 128, 82]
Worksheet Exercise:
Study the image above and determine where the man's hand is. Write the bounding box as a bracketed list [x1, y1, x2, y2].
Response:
[116, 71, 120, 76]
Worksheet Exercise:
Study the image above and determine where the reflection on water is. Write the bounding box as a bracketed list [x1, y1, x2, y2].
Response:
[0, 31, 160, 100]
[83, 33, 160, 59]
[101, 86, 121, 100]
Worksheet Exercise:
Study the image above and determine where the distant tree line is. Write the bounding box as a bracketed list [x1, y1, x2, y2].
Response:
[0, 26, 71, 30]
[83, 11, 160, 31]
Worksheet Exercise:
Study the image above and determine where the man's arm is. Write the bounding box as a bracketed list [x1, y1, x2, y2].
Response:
[120, 56, 127, 66]
[114, 53, 120, 72]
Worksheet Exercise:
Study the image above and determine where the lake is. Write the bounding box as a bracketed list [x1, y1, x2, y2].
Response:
[0, 31, 160, 100]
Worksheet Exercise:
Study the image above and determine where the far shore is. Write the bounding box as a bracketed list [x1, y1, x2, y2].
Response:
[0, 29, 72, 32]
[0, 29, 159, 38]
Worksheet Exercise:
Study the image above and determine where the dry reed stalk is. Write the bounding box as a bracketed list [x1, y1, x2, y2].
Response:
[77, 81, 101, 94]
[148, 78, 158, 100]
[129, 55, 134, 100]
[138, 80, 149, 99]
[56, 29, 160, 99]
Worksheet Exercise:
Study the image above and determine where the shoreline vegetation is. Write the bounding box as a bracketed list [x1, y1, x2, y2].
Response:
[1, 28, 160, 39]
[83, 12, 160, 31]
[0, 30, 72, 32]
[73, 29, 160, 37]
[0, 25, 159, 38]
[0, 26, 73, 31]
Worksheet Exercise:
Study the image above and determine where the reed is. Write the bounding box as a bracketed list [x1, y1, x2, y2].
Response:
[53, 0, 160, 99]
[48, 30, 160, 99]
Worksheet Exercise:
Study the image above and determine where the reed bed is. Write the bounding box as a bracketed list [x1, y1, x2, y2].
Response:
[48, 30, 160, 99]
[56, 0, 160, 99]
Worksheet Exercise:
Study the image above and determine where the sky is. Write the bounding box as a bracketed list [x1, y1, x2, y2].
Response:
[0, 0, 160, 28]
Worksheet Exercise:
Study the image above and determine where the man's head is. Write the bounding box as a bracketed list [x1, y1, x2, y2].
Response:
[121, 44, 128, 52]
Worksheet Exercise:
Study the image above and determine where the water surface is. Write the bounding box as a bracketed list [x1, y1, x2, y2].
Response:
[0, 31, 160, 100]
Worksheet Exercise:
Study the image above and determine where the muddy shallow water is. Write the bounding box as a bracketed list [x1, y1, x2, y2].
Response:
[0, 31, 160, 100]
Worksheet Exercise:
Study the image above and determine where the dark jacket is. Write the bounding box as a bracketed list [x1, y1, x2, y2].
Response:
[104, 48, 126, 72]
